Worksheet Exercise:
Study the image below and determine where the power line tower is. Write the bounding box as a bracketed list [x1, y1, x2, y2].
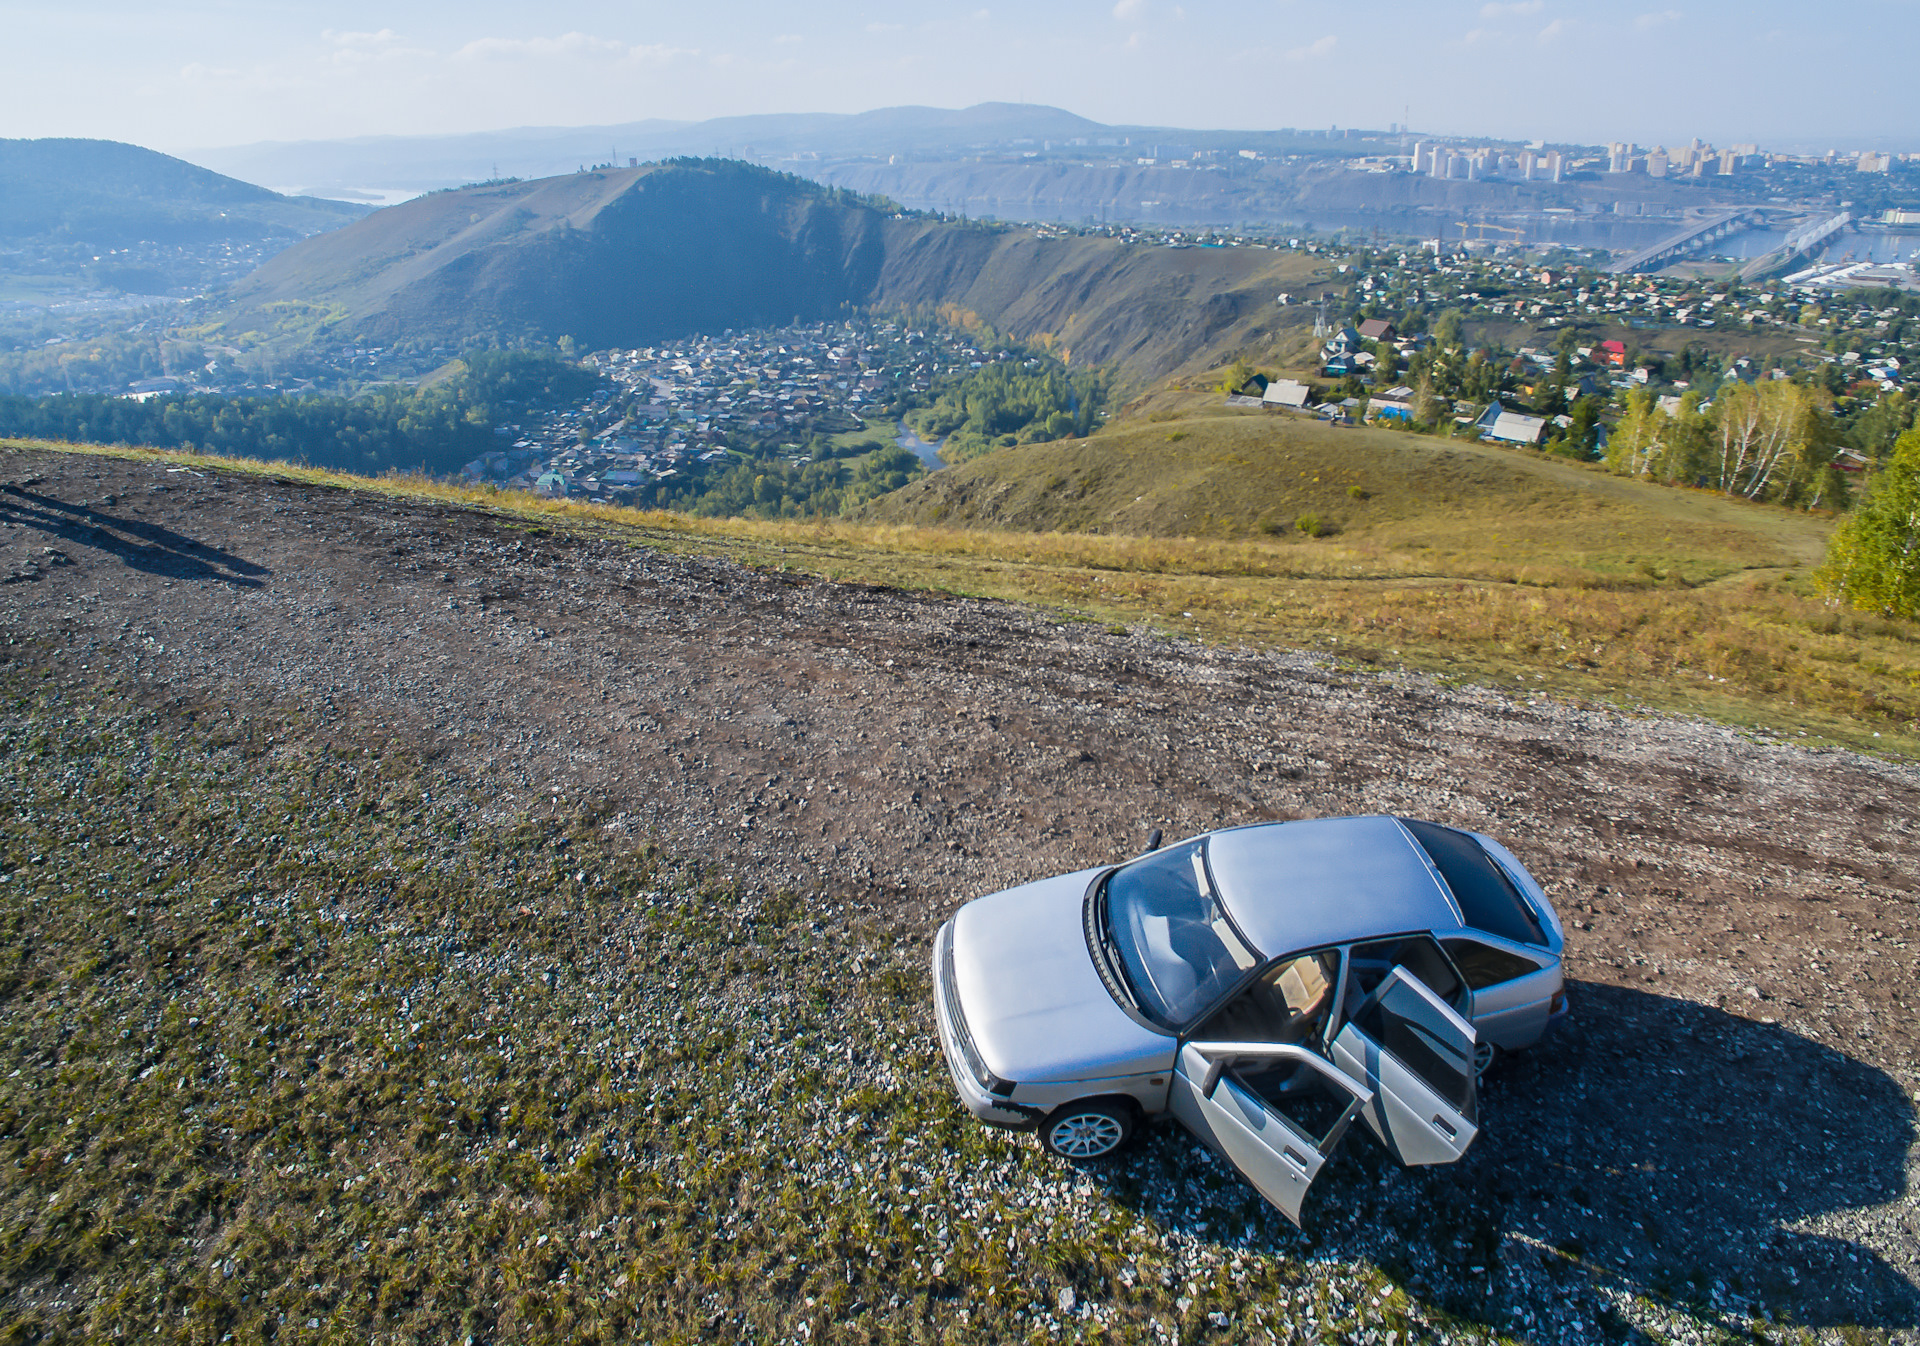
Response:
[1312, 295, 1332, 340]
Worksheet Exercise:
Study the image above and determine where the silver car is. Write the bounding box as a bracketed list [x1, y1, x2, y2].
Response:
[932, 815, 1568, 1225]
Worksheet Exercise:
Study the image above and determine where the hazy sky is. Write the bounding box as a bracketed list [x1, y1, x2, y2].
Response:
[5, 0, 1913, 153]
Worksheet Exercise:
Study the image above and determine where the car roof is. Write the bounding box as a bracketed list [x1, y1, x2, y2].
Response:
[1206, 816, 1463, 958]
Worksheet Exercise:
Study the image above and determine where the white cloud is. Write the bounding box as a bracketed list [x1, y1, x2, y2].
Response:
[773, 33, 803, 45]
[455, 33, 619, 61]
[1285, 34, 1337, 61]
[1480, 1, 1543, 16]
[178, 62, 241, 83]
[1113, 0, 1148, 21]
[322, 29, 399, 47]
[1634, 8, 1683, 28]
[865, 21, 904, 32]
[1537, 17, 1571, 41]
[451, 33, 692, 66]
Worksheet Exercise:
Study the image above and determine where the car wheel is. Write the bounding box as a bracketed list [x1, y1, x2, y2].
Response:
[1040, 1101, 1134, 1160]
[1473, 1040, 1502, 1079]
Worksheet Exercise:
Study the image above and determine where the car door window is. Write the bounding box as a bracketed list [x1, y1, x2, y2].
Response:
[1223, 1059, 1357, 1149]
[1441, 937, 1540, 991]
[1344, 935, 1467, 1017]
[1328, 966, 1481, 1168]
[1345, 971, 1476, 1115]
[1192, 949, 1339, 1046]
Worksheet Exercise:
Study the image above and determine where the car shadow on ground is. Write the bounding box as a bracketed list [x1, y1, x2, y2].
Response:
[1093, 980, 1916, 1335]
[0, 485, 269, 587]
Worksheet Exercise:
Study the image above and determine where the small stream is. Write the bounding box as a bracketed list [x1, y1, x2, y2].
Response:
[895, 419, 946, 470]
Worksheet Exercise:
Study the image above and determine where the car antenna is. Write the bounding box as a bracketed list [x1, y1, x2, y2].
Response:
[1144, 828, 1163, 852]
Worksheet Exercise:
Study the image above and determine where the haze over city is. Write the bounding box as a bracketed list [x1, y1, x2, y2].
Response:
[4, 0, 1916, 152]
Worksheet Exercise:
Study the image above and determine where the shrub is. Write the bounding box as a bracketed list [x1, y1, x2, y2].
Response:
[1295, 512, 1330, 538]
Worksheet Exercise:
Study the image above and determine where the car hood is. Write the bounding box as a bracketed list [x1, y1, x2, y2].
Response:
[949, 867, 1174, 1084]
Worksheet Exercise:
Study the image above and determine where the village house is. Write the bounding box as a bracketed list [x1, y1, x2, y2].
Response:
[1262, 378, 1314, 411]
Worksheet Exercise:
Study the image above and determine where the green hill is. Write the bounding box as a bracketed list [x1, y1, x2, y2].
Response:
[0, 138, 366, 246]
[861, 404, 1829, 585]
[212, 159, 1327, 391]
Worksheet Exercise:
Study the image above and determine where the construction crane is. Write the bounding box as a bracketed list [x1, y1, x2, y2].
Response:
[1455, 221, 1526, 242]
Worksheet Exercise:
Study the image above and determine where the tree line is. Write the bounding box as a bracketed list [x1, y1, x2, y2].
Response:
[660, 439, 926, 520]
[0, 351, 601, 478]
[1604, 380, 1850, 508]
[911, 360, 1105, 465]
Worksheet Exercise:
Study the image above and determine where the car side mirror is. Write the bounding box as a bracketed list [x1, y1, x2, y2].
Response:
[1144, 828, 1163, 853]
[1200, 1056, 1227, 1099]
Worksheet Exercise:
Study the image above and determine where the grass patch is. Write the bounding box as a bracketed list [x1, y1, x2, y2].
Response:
[0, 665, 1506, 1344]
[866, 408, 1830, 580]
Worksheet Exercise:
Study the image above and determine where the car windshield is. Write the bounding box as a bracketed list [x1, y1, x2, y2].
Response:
[1102, 840, 1261, 1028]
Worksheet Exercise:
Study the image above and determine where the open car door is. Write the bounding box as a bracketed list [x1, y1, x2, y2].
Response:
[1329, 965, 1480, 1166]
[1168, 1041, 1372, 1227]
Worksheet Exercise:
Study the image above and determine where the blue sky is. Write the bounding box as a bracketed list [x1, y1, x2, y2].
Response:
[5, 0, 1913, 152]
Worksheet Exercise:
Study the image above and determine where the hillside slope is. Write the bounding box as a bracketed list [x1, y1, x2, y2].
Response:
[869, 225, 1322, 389]
[215, 159, 1325, 391]
[820, 156, 1734, 234]
[863, 406, 1830, 582]
[0, 442, 1914, 1346]
[219, 160, 892, 348]
[0, 138, 365, 245]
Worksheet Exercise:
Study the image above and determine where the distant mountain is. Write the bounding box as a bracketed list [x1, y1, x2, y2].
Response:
[0, 138, 369, 246]
[188, 103, 1329, 202]
[214, 159, 1317, 394]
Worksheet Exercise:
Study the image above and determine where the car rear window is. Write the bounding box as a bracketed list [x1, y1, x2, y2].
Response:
[1401, 820, 1546, 946]
[1441, 938, 1542, 990]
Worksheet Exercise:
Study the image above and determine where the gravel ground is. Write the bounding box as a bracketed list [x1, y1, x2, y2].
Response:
[3, 444, 1918, 1344]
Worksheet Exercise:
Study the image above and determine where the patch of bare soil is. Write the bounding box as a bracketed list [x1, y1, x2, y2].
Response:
[5, 446, 1918, 1336]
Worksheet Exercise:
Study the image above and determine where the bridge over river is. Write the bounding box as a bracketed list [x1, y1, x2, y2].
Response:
[1739, 212, 1853, 280]
[1608, 208, 1766, 274]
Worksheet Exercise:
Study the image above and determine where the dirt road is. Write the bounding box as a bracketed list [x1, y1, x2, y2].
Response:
[5, 445, 1918, 1335]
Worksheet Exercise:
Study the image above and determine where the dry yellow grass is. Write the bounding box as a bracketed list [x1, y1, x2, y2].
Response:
[863, 403, 1831, 585]
[10, 437, 1917, 756]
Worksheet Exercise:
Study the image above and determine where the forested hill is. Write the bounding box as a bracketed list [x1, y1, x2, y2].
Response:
[215, 158, 1323, 396]
[0, 139, 367, 246]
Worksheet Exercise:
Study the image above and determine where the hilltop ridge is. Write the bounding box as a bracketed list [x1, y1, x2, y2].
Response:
[1, 439, 1915, 1345]
[220, 160, 890, 349]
